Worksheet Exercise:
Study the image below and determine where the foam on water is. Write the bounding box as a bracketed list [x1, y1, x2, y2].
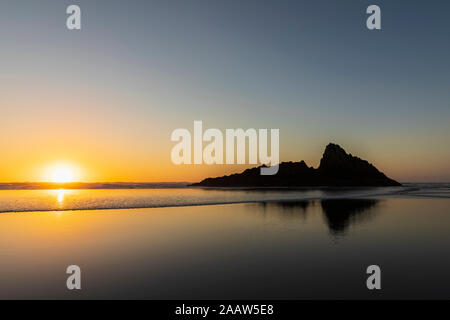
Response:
[0, 183, 448, 213]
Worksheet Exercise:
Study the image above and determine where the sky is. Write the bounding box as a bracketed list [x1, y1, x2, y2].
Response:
[1, 0, 449, 182]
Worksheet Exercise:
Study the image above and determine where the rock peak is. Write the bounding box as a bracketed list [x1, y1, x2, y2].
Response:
[324, 143, 346, 153]
[319, 143, 351, 169]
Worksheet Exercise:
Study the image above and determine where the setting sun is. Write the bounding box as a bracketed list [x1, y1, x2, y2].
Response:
[50, 167, 75, 183]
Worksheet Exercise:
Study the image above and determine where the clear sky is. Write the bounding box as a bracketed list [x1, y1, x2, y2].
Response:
[1, 0, 449, 182]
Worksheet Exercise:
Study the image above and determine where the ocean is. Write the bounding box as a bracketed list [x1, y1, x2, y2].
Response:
[0, 183, 449, 299]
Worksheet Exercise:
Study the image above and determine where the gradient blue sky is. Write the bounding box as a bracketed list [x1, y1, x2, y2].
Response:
[1, 0, 449, 182]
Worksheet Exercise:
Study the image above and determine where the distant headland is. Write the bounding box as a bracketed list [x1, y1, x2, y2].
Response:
[190, 143, 401, 187]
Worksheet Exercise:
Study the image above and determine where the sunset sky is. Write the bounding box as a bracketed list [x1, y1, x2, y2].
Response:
[1, 0, 449, 183]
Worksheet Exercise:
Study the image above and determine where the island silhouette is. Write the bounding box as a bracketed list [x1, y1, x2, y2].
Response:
[191, 143, 401, 187]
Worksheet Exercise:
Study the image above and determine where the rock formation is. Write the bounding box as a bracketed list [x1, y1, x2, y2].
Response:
[190, 143, 401, 187]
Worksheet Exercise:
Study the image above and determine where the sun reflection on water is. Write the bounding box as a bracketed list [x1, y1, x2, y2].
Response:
[56, 189, 65, 204]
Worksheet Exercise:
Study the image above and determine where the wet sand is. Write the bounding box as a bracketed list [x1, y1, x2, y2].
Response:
[0, 197, 449, 299]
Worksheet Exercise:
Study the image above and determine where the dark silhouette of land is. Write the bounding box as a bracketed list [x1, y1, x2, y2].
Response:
[191, 143, 401, 187]
[0, 182, 188, 190]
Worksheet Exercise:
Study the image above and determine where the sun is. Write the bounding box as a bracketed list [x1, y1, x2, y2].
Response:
[50, 167, 74, 183]
[43, 162, 81, 183]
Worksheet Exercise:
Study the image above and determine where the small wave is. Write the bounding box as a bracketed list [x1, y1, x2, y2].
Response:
[0, 184, 447, 214]
[0, 187, 408, 213]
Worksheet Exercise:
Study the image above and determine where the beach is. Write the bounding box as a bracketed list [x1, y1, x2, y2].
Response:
[1, 187, 449, 299]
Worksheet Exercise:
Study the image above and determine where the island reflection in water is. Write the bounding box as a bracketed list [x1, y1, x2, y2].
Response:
[258, 199, 379, 236]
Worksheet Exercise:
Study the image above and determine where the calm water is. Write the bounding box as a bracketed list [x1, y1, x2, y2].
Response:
[0, 185, 449, 299]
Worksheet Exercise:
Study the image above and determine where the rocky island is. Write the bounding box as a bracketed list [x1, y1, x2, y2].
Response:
[190, 143, 401, 187]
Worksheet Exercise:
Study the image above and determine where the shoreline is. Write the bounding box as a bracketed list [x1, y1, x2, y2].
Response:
[1, 192, 448, 214]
